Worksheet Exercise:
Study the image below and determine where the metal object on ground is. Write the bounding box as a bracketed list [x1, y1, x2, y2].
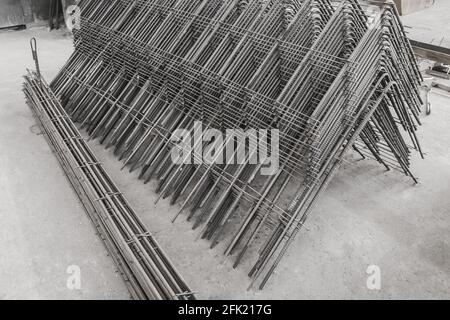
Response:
[48, 0, 62, 31]
[49, 0, 424, 289]
[426, 63, 450, 80]
[23, 71, 196, 300]
[0, 0, 33, 29]
[410, 40, 450, 65]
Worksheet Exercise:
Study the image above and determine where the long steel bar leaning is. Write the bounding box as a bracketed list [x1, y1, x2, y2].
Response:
[23, 71, 196, 300]
[49, 0, 424, 289]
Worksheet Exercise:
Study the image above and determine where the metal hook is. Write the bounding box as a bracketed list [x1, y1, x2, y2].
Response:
[30, 37, 42, 85]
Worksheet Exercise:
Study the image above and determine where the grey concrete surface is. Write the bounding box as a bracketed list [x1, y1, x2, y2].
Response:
[0, 27, 449, 300]
[402, 0, 450, 49]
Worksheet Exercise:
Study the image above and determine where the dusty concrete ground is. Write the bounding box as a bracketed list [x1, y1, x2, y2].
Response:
[401, 0, 450, 48]
[0, 27, 449, 300]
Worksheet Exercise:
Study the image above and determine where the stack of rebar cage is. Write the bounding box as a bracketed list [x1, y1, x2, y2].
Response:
[50, 0, 424, 289]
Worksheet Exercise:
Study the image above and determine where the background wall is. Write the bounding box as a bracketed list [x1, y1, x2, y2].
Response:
[0, 0, 76, 28]
[0, 0, 33, 28]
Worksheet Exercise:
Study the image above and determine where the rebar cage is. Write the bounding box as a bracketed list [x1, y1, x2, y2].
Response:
[50, 0, 423, 289]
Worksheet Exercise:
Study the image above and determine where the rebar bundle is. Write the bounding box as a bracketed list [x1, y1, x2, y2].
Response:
[49, 0, 424, 289]
[24, 71, 196, 300]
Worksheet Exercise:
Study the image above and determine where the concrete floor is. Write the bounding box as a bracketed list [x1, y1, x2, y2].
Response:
[0, 27, 449, 300]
